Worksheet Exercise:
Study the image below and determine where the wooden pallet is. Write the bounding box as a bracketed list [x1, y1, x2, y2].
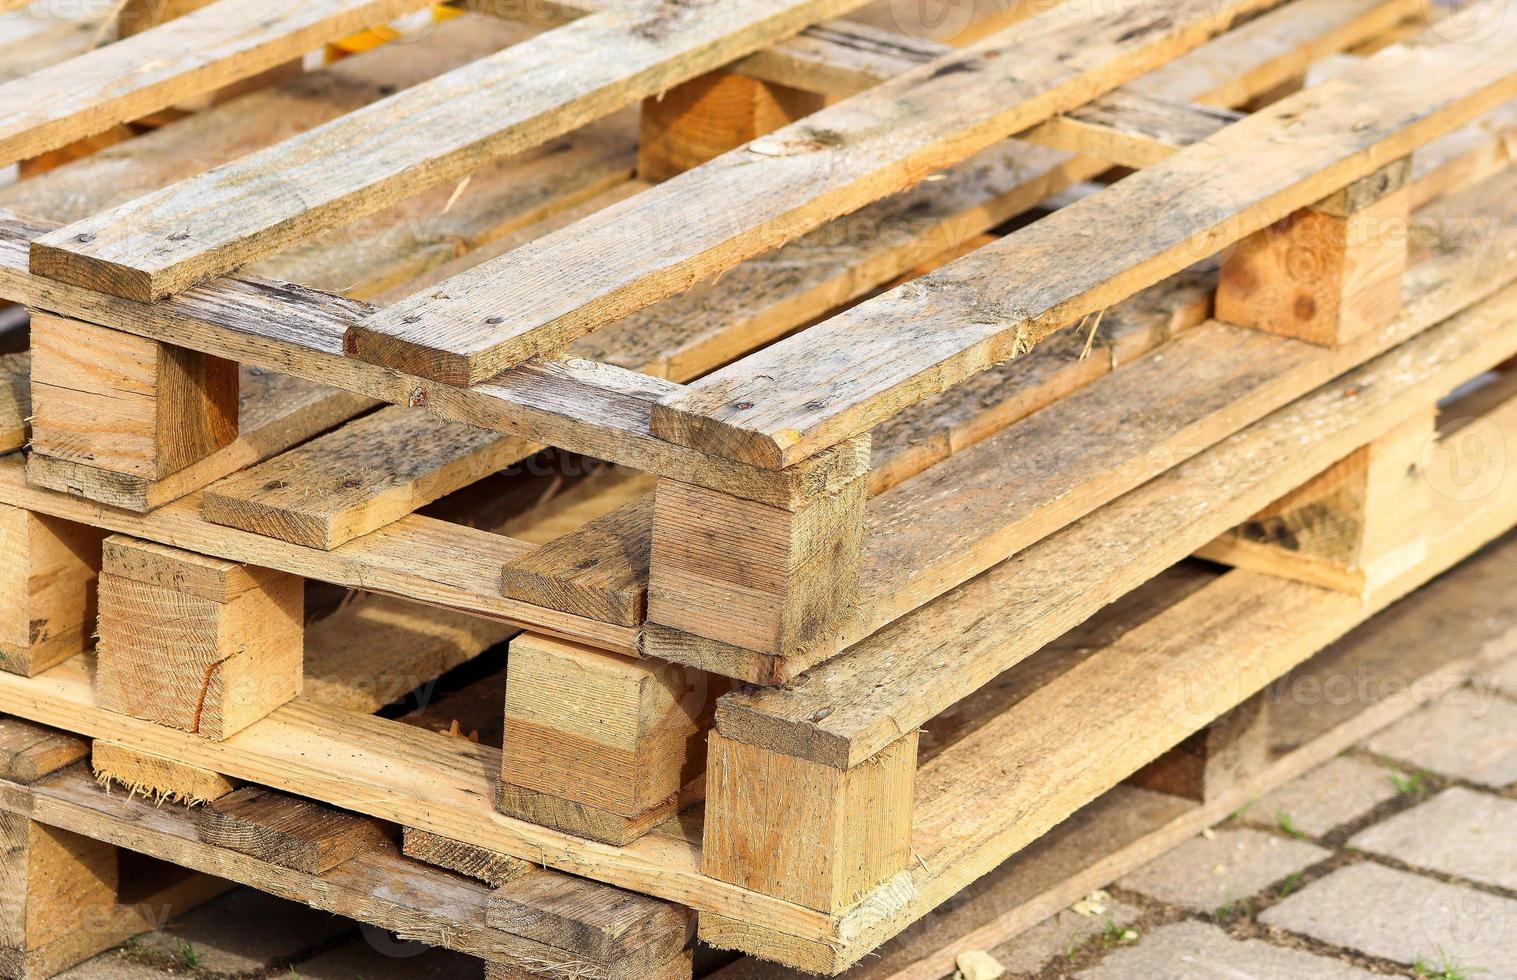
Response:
[2, 0, 1517, 974]
[5, 509, 1516, 980]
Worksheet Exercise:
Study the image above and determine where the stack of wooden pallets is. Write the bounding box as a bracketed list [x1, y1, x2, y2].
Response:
[2, 0, 1517, 976]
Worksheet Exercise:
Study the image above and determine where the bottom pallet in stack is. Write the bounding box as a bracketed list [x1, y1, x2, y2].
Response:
[2, 486, 1516, 978]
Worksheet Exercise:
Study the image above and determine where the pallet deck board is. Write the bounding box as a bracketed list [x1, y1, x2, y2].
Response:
[653, 15, 1517, 469]
[28, 0, 871, 302]
[0, 0, 440, 167]
[350, 0, 1276, 384]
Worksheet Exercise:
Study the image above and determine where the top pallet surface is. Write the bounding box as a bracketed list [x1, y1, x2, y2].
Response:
[6, 0, 1516, 674]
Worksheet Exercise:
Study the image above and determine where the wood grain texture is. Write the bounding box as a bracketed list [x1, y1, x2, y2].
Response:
[648, 470, 868, 654]
[0, 506, 107, 677]
[683, 530, 1517, 980]
[707, 382, 1517, 971]
[351, 0, 1275, 384]
[92, 0, 1391, 552]
[91, 739, 240, 806]
[649, 164, 1517, 681]
[704, 729, 915, 914]
[0, 375, 1512, 975]
[1126, 693, 1270, 803]
[0, 768, 663, 974]
[484, 865, 694, 975]
[0, 718, 86, 786]
[201, 406, 535, 550]
[30, 0, 869, 302]
[1200, 407, 1435, 593]
[1218, 157, 1413, 345]
[199, 785, 392, 873]
[0, 352, 28, 455]
[400, 828, 531, 888]
[654, 13, 1517, 468]
[0, 0, 436, 168]
[714, 261, 1517, 769]
[499, 494, 653, 627]
[499, 633, 710, 843]
[26, 368, 374, 514]
[638, 70, 823, 182]
[1024, 90, 1242, 167]
[95, 536, 304, 741]
[3, 212, 870, 505]
[29, 313, 238, 481]
[0, 811, 119, 969]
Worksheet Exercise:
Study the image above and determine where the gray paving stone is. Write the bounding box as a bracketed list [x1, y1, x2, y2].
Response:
[1481, 653, 1517, 700]
[1117, 828, 1329, 911]
[1240, 755, 1398, 838]
[1260, 861, 1517, 979]
[985, 898, 1140, 974]
[1364, 696, 1517, 788]
[1349, 787, 1517, 891]
[54, 952, 173, 979]
[1074, 921, 1379, 979]
[138, 888, 351, 974]
[292, 931, 483, 979]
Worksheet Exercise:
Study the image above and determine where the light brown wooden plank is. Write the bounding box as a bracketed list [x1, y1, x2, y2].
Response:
[0, 718, 86, 786]
[351, 0, 1277, 384]
[653, 13, 1517, 468]
[29, 0, 872, 302]
[201, 407, 535, 550]
[199, 785, 392, 874]
[0, 0, 438, 167]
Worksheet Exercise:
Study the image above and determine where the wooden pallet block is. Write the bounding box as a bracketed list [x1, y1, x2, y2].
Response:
[95, 535, 304, 740]
[1218, 156, 1413, 345]
[498, 632, 718, 844]
[638, 69, 824, 182]
[0, 504, 107, 677]
[29, 312, 239, 481]
[1198, 405, 1436, 594]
